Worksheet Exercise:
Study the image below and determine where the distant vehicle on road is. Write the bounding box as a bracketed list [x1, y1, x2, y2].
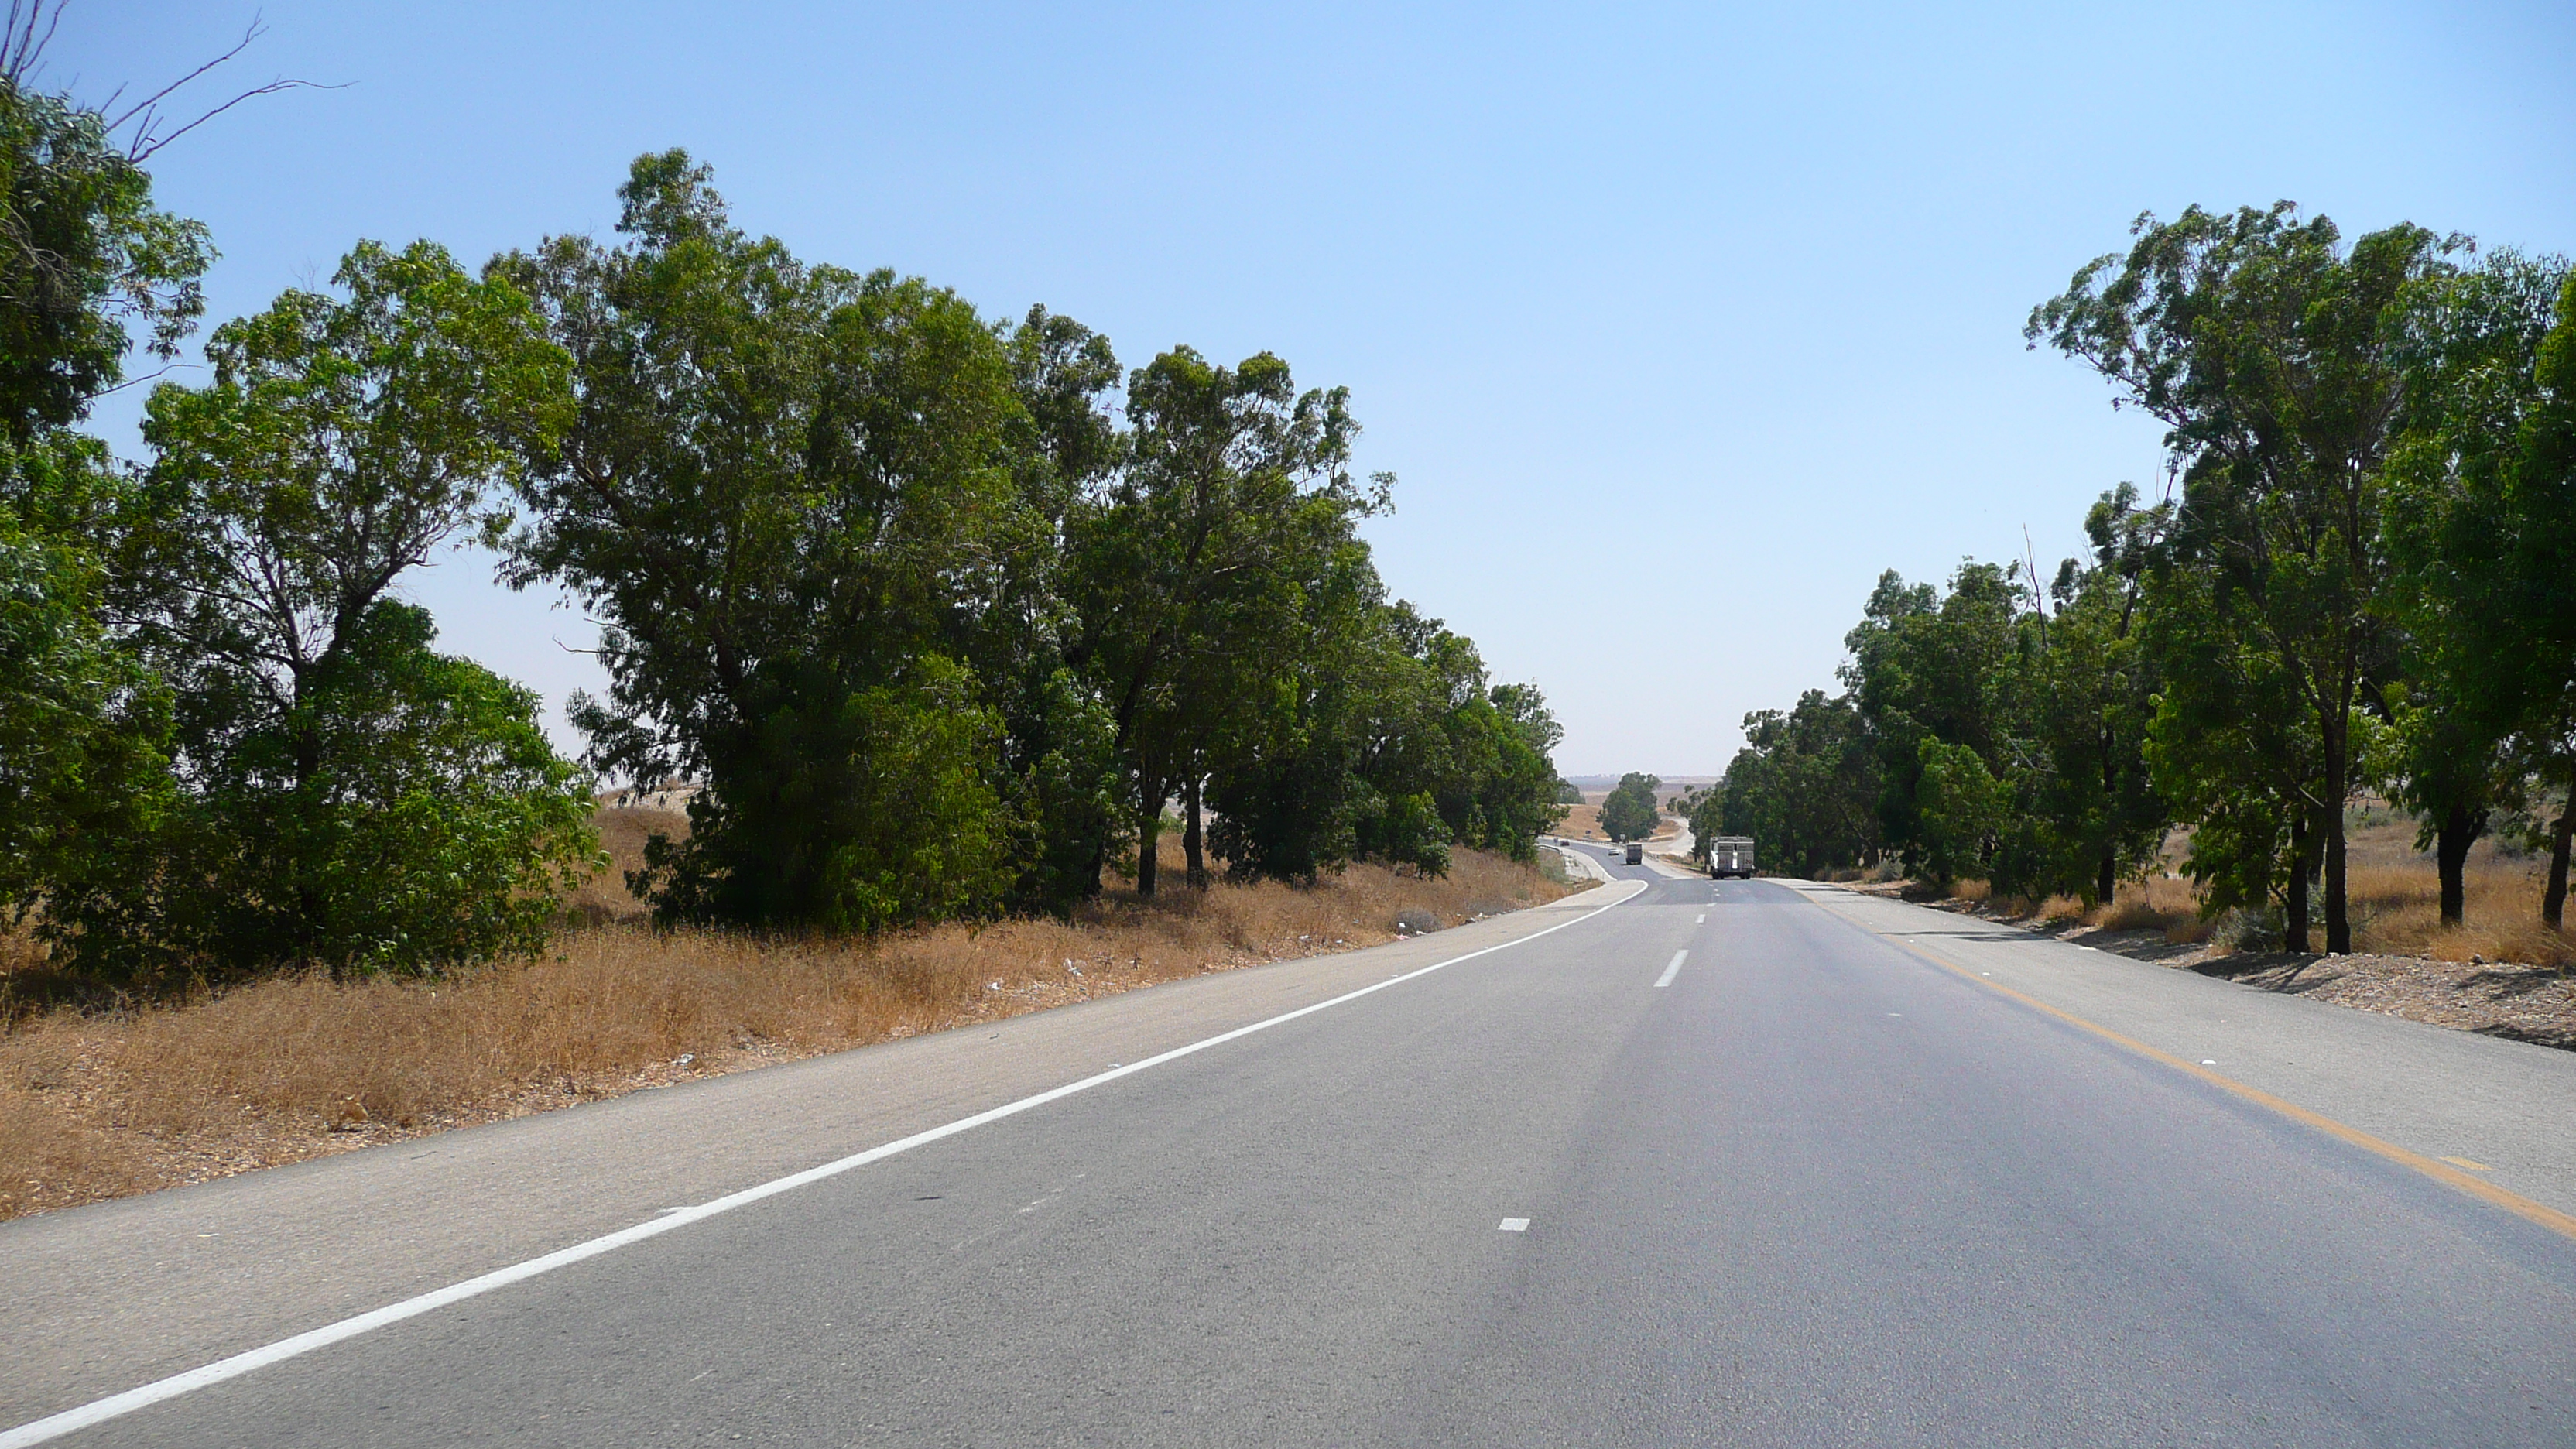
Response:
[1707, 835, 1756, 878]
[1623, 842, 1643, 865]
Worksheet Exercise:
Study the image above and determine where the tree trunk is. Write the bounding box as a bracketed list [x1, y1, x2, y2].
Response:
[2098, 721, 2121, 908]
[1184, 775, 1207, 890]
[2435, 806, 2482, 926]
[1136, 780, 1162, 898]
[291, 695, 323, 965]
[2321, 726, 2352, 955]
[2547, 803, 2572, 931]
[2285, 810, 2311, 954]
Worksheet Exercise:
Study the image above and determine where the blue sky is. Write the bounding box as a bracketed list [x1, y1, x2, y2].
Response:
[56, 1, 2576, 776]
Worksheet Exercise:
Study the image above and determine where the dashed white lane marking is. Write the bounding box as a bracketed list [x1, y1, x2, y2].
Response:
[1695, 913, 1706, 923]
[1654, 950, 1687, 988]
[1499, 1218, 1531, 1232]
[0, 889, 1646, 1449]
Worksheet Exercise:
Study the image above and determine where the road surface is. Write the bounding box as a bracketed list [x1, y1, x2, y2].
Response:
[7, 859, 2574, 1446]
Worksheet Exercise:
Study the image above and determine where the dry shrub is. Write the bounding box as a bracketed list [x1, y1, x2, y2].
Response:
[1938, 873, 2208, 946]
[2036, 894, 2089, 926]
[0, 849, 1568, 1221]
[2163, 912, 2215, 946]
[0, 924, 45, 1029]
[2074, 877, 2205, 940]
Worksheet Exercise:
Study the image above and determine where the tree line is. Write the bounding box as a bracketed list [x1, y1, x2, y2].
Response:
[0, 70, 1567, 988]
[1692, 204, 2574, 953]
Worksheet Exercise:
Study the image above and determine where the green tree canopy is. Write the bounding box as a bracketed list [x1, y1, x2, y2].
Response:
[2031, 203, 2454, 952]
[497, 151, 1054, 931]
[0, 60, 211, 441]
[1716, 693, 1879, 877]
[1598, 772, 1661, 842]
[1067, 344, 1382, 891]
[2385, 252, 2576, 927]
[0, 52, 205, 944]
[40, 238, 597, 982]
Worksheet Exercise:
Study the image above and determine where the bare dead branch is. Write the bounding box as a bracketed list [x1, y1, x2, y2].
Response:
[1, 2, 68, 87]
[124, 73, 345, 163]
[0, 3, 348, 162]
[104, 12, 267, 128]
[80, 359, 197, 401]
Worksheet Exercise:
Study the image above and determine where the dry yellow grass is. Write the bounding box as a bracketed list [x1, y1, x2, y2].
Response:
[2339, 862, 2571, 968]
[560, 800, 689, 924]
[0, 848, 1571, 1221]
[1935, 823, 2567, 965]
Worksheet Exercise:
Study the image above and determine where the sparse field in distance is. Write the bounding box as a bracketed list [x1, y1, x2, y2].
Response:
[1549, 790, 1685, 844]
[0, 802, 1576, 1222]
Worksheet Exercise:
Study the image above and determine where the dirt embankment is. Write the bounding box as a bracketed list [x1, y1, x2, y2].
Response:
[0, 808, 1577, 1222]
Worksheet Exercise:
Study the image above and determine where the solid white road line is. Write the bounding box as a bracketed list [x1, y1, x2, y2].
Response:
[0, 884, 1646, 1449]
[1653, 949, 1687, 988]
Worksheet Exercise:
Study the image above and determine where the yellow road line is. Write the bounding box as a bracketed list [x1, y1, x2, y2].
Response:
[1882, 934, 2576, 1245]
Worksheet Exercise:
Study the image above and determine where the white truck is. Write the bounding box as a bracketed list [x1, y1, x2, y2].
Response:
[1706, 835, 1756, 879]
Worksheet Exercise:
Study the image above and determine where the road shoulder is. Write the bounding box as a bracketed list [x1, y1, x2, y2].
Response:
[0, 882, 1644, 1427]
[1772, 878, 2576, 1224]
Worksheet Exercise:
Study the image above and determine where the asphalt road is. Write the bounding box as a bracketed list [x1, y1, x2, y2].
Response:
[12, 859, 2576, 1447]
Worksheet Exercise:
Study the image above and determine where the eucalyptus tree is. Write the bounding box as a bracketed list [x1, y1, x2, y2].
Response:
[1067, 344, 1382, 892]
[1598, 772, 1662, 843]
[0, 476, 172, 924]
[1346, 605, 1564, 871]
[1715, 691, 1879, 878]
[1842, 563, 2033, 885]
[2520, 276, 2576, 927]
[2026, 485, 2171, 904]
[2031, 204, 2455, 953]
[1458, 679, 1570, 858]
[0, 58, 203, 931]
[0, 56, 210, 443]
[1199, 533, 1388, 882]
[2386, 253, 2576, 927]
[2140, 551, 2324, 945]
[83, 238, 595, 982]
[497, 152, 1066, 930]
[978, 305, 1126, 911]
[1203, 591, 1564, 881]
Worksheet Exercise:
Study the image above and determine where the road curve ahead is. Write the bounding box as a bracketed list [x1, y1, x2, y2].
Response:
[24, 868, 2576, 1447]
